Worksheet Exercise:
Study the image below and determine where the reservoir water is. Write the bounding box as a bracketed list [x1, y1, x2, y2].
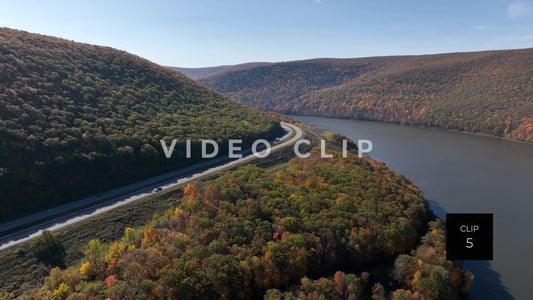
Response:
[292, 115, 533, 300]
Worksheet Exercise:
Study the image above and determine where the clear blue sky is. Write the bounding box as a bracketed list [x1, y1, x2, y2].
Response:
[1, 0, 532, 67]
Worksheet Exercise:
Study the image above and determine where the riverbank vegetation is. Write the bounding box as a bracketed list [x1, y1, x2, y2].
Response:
[30, 150, 472, 299]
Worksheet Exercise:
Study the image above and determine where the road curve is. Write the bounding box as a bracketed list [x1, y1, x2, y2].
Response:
[0, 122, 303, 250]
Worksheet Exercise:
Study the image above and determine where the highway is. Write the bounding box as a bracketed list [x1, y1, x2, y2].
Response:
[0, 122, 303, 250]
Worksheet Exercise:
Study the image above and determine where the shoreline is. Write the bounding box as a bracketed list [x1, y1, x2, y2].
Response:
[286, 113, 533, 145]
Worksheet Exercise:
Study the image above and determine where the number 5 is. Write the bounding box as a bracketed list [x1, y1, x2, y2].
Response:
[466, 237, 474, 249]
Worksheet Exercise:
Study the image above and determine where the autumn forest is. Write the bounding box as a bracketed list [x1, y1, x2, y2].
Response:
[200, 50, 533, 143]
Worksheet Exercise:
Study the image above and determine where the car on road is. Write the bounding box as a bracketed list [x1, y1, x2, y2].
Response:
[152, 187, 163, 193]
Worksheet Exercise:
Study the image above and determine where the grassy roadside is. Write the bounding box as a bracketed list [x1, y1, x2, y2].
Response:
[0, 123, 319, 297]
[0, 179, 184, 297]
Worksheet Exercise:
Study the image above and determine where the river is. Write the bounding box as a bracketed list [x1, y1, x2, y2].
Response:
[292, 115, 533, 300]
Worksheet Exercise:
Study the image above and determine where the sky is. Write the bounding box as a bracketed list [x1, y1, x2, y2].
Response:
[0, 0, 532, 67]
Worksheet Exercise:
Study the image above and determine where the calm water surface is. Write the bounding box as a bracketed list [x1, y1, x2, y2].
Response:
[293, 115, 533, 300]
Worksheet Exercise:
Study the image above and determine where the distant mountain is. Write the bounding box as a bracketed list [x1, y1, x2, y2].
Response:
[170, 62, 271, 80]
[200, 49, 533, 143]
[0, 28, 282, 221]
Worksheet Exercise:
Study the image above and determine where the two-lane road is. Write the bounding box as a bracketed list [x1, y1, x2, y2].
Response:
[0, 122, 303, 250]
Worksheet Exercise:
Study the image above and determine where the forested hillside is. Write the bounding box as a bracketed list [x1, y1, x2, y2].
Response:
[31, 150, 472, 299]
[170, 62, 270, 80]
[0, 28, 282, 221]
[200, 49, 533, 143]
